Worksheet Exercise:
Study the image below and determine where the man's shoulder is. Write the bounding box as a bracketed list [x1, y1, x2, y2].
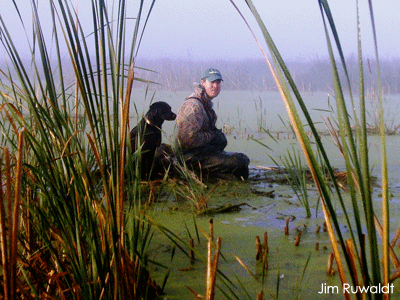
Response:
[181, 97, 203, 109]
[177, 97, 205, 121]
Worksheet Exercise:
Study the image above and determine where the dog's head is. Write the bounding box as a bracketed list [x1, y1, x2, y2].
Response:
[145, 101, 176, 126]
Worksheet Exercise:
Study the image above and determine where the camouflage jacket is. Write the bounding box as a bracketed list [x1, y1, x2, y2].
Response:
[176, 85, 227, 152]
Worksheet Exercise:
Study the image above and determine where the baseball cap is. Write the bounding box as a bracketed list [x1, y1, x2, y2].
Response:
[201, 68, 223, 82]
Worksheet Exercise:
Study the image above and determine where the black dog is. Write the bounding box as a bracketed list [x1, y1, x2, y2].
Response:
[130, 101, 176, 179]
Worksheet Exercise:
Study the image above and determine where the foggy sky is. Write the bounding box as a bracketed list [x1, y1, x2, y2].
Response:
[1, 0, 399, 61]
[138, 0, 399, 60]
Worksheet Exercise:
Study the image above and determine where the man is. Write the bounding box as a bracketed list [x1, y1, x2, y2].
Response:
[175, 68, 250, 180]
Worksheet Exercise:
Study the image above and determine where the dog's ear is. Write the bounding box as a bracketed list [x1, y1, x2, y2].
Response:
[145, 108, 158, 121]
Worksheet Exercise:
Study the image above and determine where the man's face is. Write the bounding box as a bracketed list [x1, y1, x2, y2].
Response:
[201, 79, 222, 99]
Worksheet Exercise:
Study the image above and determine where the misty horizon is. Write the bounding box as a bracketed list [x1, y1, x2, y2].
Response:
[132, 56, 400, 94]
[2, 55, 400, 94]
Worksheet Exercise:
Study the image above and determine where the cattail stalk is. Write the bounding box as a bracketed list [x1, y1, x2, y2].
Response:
[206, 219, 221, 300]
[327, 252, 335, 276]
[285, 218, 290, 235]
[255, 236, 262, 261]
[294, 231, 302, 246]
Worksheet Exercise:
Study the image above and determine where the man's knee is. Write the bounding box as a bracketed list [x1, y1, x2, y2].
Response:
[234, 153, 250, 167]
[179, 150, 250, 180]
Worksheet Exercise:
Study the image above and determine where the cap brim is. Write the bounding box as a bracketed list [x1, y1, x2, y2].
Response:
[206, 75, 223, 82]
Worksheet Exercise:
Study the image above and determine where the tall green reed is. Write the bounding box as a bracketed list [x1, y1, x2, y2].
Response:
[0, 0, 165, 298]
[0, 133, 24, 300]
[231, 0, 396, 298]
[280, 146, 311, 218]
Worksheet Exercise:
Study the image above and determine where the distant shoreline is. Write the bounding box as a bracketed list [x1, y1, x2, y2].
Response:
[2, 56, 400, 94]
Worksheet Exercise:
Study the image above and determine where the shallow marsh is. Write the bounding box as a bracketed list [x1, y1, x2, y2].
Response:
[147, 137, 400, 299]
[132, 89, 400, 298]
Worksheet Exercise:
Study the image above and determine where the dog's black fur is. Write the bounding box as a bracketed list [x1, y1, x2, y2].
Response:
[130, 101, 176, 179]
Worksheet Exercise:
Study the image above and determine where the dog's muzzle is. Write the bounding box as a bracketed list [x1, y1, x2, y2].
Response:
[168, 113, 177, 121]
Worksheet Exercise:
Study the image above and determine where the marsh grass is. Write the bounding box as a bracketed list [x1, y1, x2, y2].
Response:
[280, 146, 311, 218]
[234, 0, 399, 298]
[0, 0, 174, 298]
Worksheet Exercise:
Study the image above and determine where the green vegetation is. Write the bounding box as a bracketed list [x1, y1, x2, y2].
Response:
[238, 0, 399, 299]
[280, 146, 311, 218]
[0, 0, 165, 298]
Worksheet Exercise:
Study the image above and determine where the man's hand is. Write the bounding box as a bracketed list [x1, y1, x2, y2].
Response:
[209, 129, 227, 151]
